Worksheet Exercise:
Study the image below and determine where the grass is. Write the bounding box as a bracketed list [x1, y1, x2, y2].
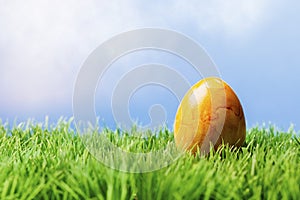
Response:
[0, 119, 299, 200]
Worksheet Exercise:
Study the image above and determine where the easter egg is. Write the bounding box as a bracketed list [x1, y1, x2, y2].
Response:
[174, 77, 246, 154]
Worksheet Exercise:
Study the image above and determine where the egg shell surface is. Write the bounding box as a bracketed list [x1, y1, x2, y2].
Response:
[174, 77, 246, 154]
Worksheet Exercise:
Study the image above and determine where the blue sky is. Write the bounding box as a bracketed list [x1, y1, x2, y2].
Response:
[0, 0, 299, 131]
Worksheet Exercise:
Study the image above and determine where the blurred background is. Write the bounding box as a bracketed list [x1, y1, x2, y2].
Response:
[0, 0, 299, 130]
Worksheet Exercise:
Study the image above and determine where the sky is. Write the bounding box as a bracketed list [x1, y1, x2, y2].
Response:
[0, 0, 299, 131]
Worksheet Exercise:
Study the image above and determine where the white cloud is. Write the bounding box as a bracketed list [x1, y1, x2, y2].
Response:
[129, 0, 272, 36]
[0, 0, 141, 110]
[0, 0, 271, 113]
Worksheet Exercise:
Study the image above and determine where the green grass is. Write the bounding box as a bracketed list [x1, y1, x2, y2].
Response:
[0, 119, 299, 200]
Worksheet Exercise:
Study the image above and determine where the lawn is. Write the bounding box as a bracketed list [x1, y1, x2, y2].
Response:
[0, 119, 299, 200]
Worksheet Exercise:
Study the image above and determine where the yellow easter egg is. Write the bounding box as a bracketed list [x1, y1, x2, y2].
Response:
[174, 77, 246, 154]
